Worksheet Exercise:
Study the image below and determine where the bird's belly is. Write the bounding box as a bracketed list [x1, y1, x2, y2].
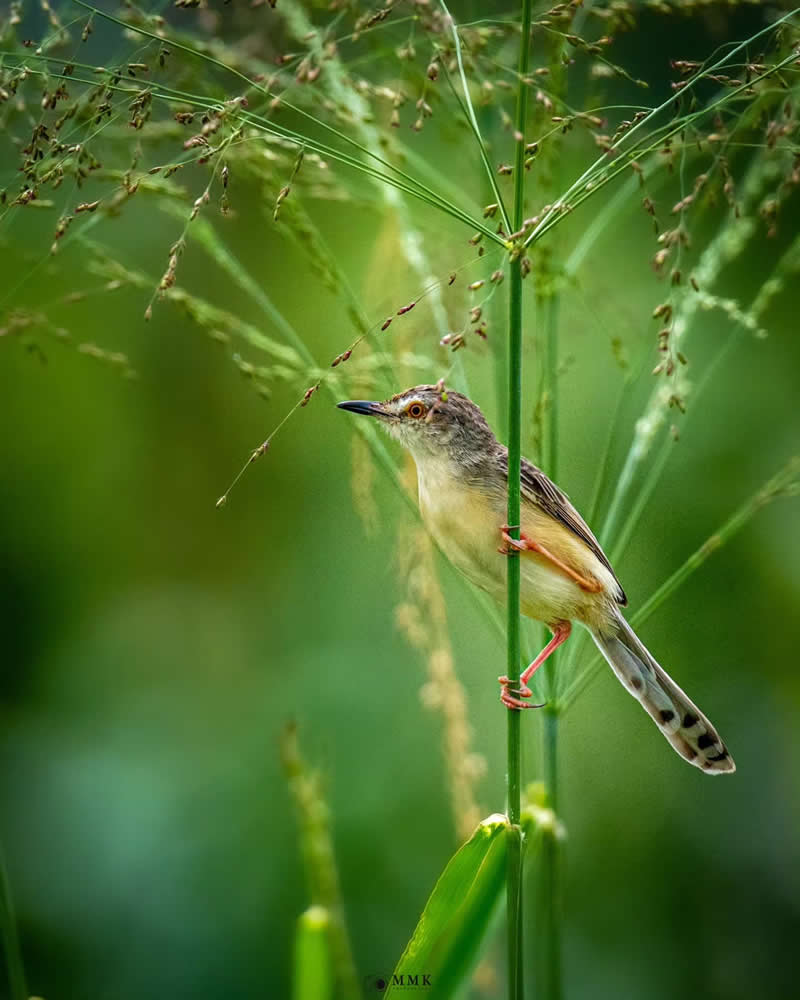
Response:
[419, 483, 506, 600]
[419, 482, 608, 629]
[519, 558, 591, 626]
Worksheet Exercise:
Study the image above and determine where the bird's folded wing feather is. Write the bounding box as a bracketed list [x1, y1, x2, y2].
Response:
[500, 451, 627, 606]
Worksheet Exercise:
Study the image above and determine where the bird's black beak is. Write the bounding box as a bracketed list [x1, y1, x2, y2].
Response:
[337, 400, 387, 418]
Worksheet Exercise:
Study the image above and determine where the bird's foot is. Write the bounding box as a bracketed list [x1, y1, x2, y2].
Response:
[498, 525, 603, 594]
[498, 675, 546, 711]
[498, 525, 529, 555]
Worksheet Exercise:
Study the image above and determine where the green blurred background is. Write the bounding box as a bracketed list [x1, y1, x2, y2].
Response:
[1, 3, 800, 998]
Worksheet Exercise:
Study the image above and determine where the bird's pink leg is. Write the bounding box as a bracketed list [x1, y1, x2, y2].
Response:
[500, 526, 603, 594]
[498, 621, 572, 710]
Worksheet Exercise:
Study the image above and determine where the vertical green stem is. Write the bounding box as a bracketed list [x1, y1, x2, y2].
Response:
[507, 1, 533, 998]
[539, 293, 559, 484]
[495, 286, 509, 443]
[538, 290, 563, 1000]
[506, 254, 524, 1000]
[540, 710, 563, 1000]
[543, 711, 559, 818]
[0, 845, 28, 1000]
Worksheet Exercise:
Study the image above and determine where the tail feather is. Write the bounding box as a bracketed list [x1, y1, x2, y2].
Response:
[591, 614, 735, 775]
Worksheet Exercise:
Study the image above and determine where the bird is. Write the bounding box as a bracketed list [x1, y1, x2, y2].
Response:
[338, 384, 734, 775]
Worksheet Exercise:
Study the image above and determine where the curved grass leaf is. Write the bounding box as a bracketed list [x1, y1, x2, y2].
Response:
[386, 806, 557, 998]
[386, 814, 510, 999]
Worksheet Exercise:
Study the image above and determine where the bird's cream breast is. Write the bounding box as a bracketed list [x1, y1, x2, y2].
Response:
[413, 452, 618, 631]
[415, 455, 504, 595]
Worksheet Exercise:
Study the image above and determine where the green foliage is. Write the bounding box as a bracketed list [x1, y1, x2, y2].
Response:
[387, 803, 560, 999]
[387, 814, 509, 999]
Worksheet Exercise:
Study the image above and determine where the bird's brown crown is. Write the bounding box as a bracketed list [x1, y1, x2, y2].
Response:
[374, 385, 499, 461]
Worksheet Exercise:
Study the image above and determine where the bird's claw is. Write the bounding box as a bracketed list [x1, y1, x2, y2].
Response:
[499, 525, 528, 555]
[498, 675, 546, 711]
[498, 525, 603, 594]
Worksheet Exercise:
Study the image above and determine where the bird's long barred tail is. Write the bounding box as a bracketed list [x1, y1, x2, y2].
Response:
[591, 614, 735, 774]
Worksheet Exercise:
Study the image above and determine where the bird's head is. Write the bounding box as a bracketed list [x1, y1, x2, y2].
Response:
[337, 385, 497, 463]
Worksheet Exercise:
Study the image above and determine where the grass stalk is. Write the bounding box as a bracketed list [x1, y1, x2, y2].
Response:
[536, 288, 564, 1000]
[633, 459, 800, 620]
[506, 0, 533, 996]
[538, 709, 563, 1000]
[506, 232, 524, 1000]
[281, 723, 361, 1000]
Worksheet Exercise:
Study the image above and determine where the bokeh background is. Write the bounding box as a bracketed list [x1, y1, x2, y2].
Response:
[1, 2, 799, 998]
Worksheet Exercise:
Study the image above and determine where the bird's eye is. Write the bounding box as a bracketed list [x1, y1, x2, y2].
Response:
[406, 402, 426, 419]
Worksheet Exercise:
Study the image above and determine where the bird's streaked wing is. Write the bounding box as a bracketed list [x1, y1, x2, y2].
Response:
[503, 452, 627, 606]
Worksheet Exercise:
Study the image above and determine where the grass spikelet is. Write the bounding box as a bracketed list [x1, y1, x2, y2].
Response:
[281, 723, 361, 1000]
[394, 524, 486, 841]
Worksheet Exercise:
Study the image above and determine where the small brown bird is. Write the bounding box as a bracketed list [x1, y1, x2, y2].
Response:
[338, 385, 734, 775]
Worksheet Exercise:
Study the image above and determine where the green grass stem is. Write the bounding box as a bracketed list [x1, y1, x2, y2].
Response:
[534, 292, 564, 1000]
[506, 0, 533, 996]
[539, 710, 563, 1000]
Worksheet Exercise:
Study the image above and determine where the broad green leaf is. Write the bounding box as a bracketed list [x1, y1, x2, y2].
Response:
[292, 906, 334, 1000]
[385, 814, 511, 999]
